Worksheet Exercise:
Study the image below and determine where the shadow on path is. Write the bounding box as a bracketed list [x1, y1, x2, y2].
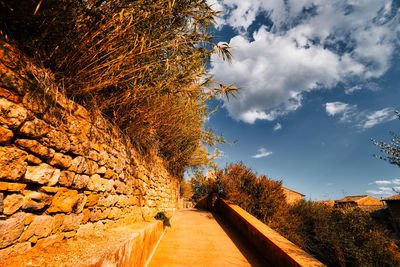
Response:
[213, 211, 272, 267]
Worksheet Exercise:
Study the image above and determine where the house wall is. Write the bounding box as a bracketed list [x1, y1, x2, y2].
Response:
[282, 188, 303, 205]
[0, 41, 178, 258]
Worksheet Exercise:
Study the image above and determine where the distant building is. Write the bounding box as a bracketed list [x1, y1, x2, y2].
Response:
[282, 187, 305, 204]
[383, 194, 400, 232]
[335, 195, 383, 210]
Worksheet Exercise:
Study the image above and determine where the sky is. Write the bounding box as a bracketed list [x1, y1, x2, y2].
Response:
[201, 0, 400, 201]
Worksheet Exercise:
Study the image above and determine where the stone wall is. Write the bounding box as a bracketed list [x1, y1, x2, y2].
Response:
[0, 41, 179, 259]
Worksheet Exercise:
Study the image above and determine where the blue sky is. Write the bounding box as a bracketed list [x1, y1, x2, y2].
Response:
[202, 0, 400, 200]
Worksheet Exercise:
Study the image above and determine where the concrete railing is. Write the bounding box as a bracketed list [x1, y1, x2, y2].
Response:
[214, 198, 326, 267]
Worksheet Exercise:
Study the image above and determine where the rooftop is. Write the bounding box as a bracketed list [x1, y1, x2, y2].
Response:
[383, 194, 400, 201]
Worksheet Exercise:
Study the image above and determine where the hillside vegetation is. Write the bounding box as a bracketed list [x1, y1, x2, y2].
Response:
[191, 163, 400, 267]
[0, 0, 235, 175]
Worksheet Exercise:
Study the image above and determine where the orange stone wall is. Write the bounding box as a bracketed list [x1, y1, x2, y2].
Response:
[0, 41, 179, 259]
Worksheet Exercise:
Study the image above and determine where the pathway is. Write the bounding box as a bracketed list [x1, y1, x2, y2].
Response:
[147, 208, 270, 267]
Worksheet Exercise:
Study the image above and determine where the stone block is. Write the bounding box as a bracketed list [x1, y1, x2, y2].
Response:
[72, 174, 89, 189]
[49, 153, 72, 169]
[51, 213, 65, 234]
[15, 139, 54, 159]
[18, 118, 50, 138]
[22, 191, 51, 211]
[88, 150, 100, 162]
[0, 146, 28, 181]
[0, 212, 25, 248]
[47, 189, 78, 213]
[25, 213, 35, 225]
[69, 135, 89, 155]
[97, 151, 109, 166]
[0, 98, 29, 129]
[35, 233, 64, 249]
[73, 193, 87, 213]
[69, 156, 88, 174]
[3, 194, 24, 215]
[0, 182, 26, 192]
[98, 195, 118, 207]
[58, 171, 75, 187]
[62, 213, 83, 231]
[0, 125, 13, 144]
[24, 163, 60, 185]
[96, 166, 107, 174]
[76, 222, 94, 237]
[42, 129, 70, 153]
[114, 180, 127, 194]
[89, 209, 102, 222]
[85, 193, 100, 207]
[85, 160, 98, 176]
[0, 242, 31, 260]
[27, 154, 42, 164]
[104, 168, 117, 179]
[108, 207, 122, 220]
[87, 174, 109, 192]
[82, 209, 90, 224]
[64, 230, 76, 239]
[20, 215, 53, 241]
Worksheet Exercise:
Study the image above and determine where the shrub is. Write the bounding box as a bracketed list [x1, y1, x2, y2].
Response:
[190, 163, 286, 222]
[154, 212, 170, 227]
[270, 201, 400, 267]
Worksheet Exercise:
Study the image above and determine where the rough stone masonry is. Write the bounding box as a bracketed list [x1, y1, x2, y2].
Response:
[0, 41, 179, 260]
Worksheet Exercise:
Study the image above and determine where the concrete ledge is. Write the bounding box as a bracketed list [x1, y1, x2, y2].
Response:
[0, 220, 164, 267]
[215, 198, 325, 267]
[93, 220, 163, 267]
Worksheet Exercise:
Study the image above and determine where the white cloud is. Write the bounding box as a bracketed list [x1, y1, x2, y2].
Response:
[252, 147, 272, 158]
[209, 0, 399, 123]
[325, 102, 396, 129]
[273, 123, 282, 131]
[371, 179, 400, 185]
[366, 186, 398, 197]
[325, 102, 358, 122]
[361, 107, 397, 129]
[345, 83, 380, 95]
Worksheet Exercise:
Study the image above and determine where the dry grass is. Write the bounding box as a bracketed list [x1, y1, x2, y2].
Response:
[0, 0, 236, 175]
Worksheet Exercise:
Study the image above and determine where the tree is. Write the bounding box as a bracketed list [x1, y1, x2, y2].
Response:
[372, 111, 400, 167]
[179, 179, 193, 199]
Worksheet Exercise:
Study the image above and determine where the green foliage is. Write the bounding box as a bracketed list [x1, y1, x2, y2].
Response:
[270, 201, 400, 267]
[372, 111, 400, 168]
[154, 212, 170, 227]
[0, 0, 236, 175]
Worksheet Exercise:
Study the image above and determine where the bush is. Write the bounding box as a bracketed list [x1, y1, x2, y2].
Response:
[0, 0, 235, 175]
[270, 201, 400, 267]
[190, 163, 286, 223]
[154, 212, 170, 227]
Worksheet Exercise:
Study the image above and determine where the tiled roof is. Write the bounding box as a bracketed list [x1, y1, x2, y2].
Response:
[337, 195, 367, 202]
[383, 194, 400, 201]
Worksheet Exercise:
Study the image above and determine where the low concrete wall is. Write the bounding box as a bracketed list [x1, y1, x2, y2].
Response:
[0, 220, 164, 266]
[93, 220, 163, 267]
[194, 193, 217, 211]
[215, 198, 325, 267]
